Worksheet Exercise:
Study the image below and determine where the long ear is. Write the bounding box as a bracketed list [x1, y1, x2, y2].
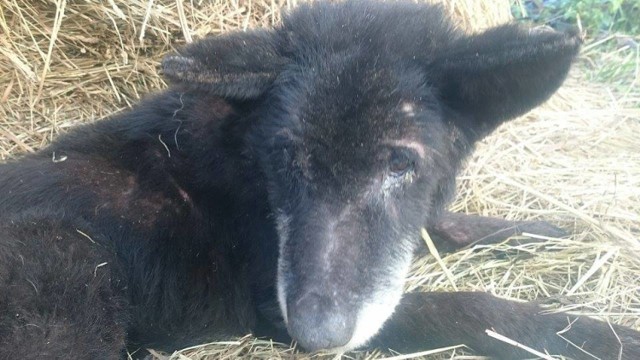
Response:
[162, 30, 288, 99]
[431, 25, 582, 139]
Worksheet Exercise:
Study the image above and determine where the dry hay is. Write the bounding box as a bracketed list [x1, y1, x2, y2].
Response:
[1, 1, 639, 359]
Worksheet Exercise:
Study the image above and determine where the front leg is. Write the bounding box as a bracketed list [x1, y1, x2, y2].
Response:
[428, 211, 567, 252]
[369, 292, 640, 359]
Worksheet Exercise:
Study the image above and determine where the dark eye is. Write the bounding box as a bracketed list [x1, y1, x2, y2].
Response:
[389, 149, 414, 175]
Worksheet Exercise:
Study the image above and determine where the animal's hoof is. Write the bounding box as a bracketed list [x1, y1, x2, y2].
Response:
[517, 221, 568, 239]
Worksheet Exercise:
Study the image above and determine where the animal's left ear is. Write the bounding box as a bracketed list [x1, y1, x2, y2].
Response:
[162, 30, 287, 99]
[431, 24, 581, 140]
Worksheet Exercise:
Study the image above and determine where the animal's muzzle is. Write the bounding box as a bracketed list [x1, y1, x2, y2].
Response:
[287, 289, 357, 351]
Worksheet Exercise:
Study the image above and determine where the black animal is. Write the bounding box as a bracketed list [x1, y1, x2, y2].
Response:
[0, 1, 638, 359]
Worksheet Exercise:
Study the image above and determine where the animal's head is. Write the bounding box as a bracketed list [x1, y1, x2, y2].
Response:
[163, 0, 580, 352]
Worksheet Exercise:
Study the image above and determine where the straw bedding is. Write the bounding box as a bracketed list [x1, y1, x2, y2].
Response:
[1, 1, 638, 359]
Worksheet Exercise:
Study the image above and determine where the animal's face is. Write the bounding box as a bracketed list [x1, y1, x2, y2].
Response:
[254, 58, 463, 350]
[162, 0, 580, 352]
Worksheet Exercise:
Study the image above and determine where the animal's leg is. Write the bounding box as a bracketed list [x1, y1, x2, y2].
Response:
[427, 211, 567, 252]
[0, 220, 128, 359]
[369, 291, 640, 359]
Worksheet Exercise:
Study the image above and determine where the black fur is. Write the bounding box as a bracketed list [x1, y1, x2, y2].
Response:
[0, 1, 638, 359]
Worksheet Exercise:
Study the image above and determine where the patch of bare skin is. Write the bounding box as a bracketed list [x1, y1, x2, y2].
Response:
[66, 157, 190, 228]
[384, 139, 427, 159]
[168, 177, 193, 205]
[400, 101, 416, 117]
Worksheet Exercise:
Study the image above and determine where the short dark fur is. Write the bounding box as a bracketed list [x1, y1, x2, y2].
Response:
[1, 1, 638, 359]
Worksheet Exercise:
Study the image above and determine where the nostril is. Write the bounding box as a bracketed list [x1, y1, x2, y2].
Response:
[287, 291, 356, 351]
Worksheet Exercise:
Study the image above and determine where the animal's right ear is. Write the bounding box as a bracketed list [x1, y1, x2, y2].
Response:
[162, 30, 287, 99]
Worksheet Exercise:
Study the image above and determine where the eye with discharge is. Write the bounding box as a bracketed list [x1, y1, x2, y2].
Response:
[389, 149, 414, 176]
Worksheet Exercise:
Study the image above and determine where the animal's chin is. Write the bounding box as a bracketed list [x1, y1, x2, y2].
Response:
[338, 286, 406, 352]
